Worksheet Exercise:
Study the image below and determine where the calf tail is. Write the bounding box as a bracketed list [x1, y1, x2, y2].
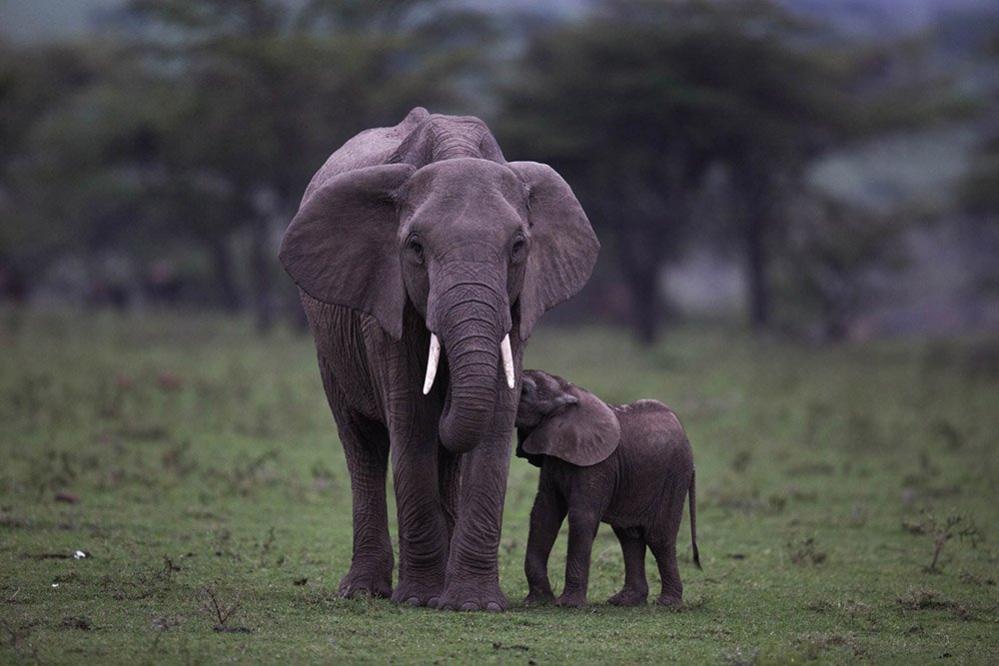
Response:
[689, 467, 701, 570]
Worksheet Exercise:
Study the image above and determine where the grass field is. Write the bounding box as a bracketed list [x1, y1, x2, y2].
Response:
[1, 309, 997, 664]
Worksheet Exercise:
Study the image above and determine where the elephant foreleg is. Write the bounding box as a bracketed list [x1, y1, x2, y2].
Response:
[438, 446, 461, 544]
[435, 432, 513, 611]
[390, 422, 450, 607]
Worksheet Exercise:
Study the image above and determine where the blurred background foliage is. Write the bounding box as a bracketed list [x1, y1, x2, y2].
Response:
[1, 0, 997, 343]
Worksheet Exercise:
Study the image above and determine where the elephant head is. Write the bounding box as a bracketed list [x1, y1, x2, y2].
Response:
[279, 158, 598, 453]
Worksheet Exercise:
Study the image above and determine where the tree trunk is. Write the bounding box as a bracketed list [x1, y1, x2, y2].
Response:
[629, 263, 661, 345]
[249, 215, 273, 333]
[733, 156, 774, 332]
[745, 209, 770, 330]
[208, 236, 240, 312]
[619, 241, 662, 345]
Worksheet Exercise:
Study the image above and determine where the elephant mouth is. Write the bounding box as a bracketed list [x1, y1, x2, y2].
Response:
[421, 332, 514, 395]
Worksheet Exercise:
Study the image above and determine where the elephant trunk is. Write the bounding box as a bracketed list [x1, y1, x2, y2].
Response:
[430, 269, 512, 454]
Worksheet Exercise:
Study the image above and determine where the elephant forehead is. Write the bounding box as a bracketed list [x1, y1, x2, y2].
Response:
[405, 158, 527, 211]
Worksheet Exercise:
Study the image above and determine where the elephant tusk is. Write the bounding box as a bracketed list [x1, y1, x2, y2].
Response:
[422, 333, 441, 395]
[500, 334, 515, 389]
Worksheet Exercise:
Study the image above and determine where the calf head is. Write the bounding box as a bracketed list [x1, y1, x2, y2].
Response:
[515, 369, 621, 467]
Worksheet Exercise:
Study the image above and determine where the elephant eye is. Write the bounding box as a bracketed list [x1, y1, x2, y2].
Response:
[510, 234, 527, 264]
[406, 235, 425, 264]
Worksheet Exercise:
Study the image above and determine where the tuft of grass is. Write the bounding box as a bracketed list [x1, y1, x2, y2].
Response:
[0, 310, 997, 662]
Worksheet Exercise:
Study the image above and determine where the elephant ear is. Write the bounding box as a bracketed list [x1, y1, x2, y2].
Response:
[279, 164, 415, 340]
[519, 386, 620, 467]
[509, 162, 600, 340]
[516, 428, 545, 468]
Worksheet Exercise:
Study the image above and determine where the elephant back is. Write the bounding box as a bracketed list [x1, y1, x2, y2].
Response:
[301, 107, 431, 205]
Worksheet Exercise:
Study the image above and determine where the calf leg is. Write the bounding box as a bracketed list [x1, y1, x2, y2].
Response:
[648, 538, 682, 606]
[608, 526, 648, 606]
[556, 508, 600, 608]
[523, 476, 566, 605]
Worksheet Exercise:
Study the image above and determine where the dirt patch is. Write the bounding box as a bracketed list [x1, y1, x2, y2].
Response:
[0, 515, 29, 529]
[151, 616, 183, 631]
[59, 616, 92, 631]
[492, 642, 530, 651]
[895, 588, 977, 620]
[788, 537, 827, 565]
[959, 571, 995, 587]
[796, 632, 862, 659]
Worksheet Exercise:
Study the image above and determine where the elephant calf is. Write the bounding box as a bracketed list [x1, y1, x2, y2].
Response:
[516, 370, 700, 608]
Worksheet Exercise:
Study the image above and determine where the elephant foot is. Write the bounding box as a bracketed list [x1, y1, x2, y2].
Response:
[523, 589, 555, 606]
[434, 579, 507, 612]
[608, 587, 648, 607]
[655, 593, 683, 608]
[338, 564, 393, 599]
[391, 576, 445, 608]
[555, 591, 587, 608]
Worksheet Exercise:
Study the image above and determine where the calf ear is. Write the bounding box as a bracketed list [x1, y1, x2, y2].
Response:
[516, 428, 545, 468]
[519, 386, 620, 467]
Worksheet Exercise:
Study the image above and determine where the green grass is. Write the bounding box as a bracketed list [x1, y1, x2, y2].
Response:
[1, 309, 997, 664]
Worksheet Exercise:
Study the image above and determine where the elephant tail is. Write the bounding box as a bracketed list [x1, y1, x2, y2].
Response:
[689, 467, 701, 570]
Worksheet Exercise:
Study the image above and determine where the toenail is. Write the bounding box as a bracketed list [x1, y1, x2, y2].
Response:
[486, 602, 502, 612]
[460, 601, 479, 611]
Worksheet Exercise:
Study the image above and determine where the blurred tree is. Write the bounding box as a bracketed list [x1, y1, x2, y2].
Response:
[777, 194, 907, 342]
[502, 0, 961, 341]
[959, 30, 999, 299]
[501, 1, 718, 343]
[501, 0, 857, 341]
[0, 1, 490, 318]
[120, 0, 492, 328]
[960, 29, 999, 216]
[962, 135, 999, 216]
[0, 40, 108, 297]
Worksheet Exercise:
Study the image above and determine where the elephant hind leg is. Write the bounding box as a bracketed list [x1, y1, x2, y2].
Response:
[648, 474, 691, 607]
[320, 360, 394, 599]
[648, 537, 682, 607]
[333, 410, 394, 599]
[608, 525, 648, 606]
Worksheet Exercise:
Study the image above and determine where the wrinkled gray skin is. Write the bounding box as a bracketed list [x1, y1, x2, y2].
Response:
[279, 109, 599, 611]
[516, 370, 700, 608]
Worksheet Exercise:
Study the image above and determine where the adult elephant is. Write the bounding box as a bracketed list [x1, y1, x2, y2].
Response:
[279, 108, 598, 611]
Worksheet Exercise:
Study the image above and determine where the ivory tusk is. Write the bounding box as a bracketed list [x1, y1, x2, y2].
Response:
[500, 334, 515, 389]
[422, 333, 441, 395]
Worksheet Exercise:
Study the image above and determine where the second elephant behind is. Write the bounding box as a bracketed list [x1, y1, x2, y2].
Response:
[516, 370, 701, 608]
